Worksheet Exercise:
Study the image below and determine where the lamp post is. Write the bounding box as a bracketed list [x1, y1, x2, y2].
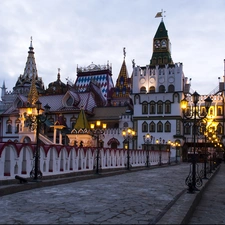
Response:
[175, 142, 181, 163]
[143, 133, 154, 167]
[156, 137, 165, 166]
[122, 128, 136, 170]
[181, 91, 212, 192]
[27, 100, 51, 181]
[90, 121, 107, 174]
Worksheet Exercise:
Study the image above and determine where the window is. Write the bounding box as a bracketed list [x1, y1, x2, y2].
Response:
[149, 122, 155, 132]
[168, 84, 174, 92]
[217, 106, 223, 116]
[6, 118, 12, 133]
[157, 121, 163, 132]
[70, 115, 77, 130]
[165, 101, 171, 114]
[157, 101, 163, 114]
[7, 124, 12, 133]
[163, 57, 168, 64]
[142, 122, 148, 132]
[165, 121, 171, 132]
[149, 86, 155, 93]
[158, 57, 162, 64]
[15, 118, 20, 133]
[150, 101, 156, 114]
[200, 107, 206, 116]
[209, 107, 214, 116]
[66, 96, 73, 106]
[159, 85, 165, 93]
[142, 101, 148, 114]
[140, 86, 147, 93]
[123, 122, 128, 128]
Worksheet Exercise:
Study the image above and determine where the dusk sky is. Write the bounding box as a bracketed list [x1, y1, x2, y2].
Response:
[0, 0, 225, 95]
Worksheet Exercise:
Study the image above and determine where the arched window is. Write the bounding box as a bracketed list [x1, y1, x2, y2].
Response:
[150, 101, 156, 114]
[165, 121, 171, 132]
[168, 84, 174, 92]
[159, 85, 165, 93]
[142, 122, 148, 132]
[149, 122, 155, 132]
[157, 101, 163, 114]
[217, 106, 223, 116]
[15, 118, 20, 133]
[123, 122, 129, 128]
[142, 101, 148, 114]
[140, 86, 147, 93]
[6, 118, 12, 133]
[165, 101, 171, 114]
[149, 86, 155, 93]
[157, 121, 163, 132]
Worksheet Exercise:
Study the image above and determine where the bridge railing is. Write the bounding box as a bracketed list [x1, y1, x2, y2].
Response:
[0, 142, 171, 180]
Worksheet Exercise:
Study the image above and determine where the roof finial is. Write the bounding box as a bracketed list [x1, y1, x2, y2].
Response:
[57, 68, 60, 80]
[123, 47, 126, 59]
[30, 36, 33, 48]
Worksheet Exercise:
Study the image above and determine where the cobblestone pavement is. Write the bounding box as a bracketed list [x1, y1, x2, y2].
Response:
[188, 163, 225, 224]
[0, 164, 190, 224]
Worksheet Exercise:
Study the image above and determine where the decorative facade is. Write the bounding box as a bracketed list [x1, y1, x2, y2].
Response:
[0, 18, 225, 165]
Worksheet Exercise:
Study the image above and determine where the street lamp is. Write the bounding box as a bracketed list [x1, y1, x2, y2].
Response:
[122, 128, 136, 170]
[90, 121, 107, 174]
[143, 133, 154, 167]
[181, 91, 212, 192]
[26, 100, 51, 181]
[156, 137, 165, 166]
[174, 142, 181, 163]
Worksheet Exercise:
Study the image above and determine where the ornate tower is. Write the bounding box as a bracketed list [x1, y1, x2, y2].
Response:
[13, 37, 45, 95]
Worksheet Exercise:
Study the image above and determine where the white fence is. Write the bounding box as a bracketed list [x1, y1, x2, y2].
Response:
[0, 142, 171, 180]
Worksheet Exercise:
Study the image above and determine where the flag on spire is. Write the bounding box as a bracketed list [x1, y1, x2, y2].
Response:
[155, 12, 162, 18]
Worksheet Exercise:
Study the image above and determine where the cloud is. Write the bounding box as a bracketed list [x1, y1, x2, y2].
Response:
[0, 0, 225, 96]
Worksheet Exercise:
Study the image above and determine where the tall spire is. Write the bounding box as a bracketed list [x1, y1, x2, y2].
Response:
[150, 20, 173, 66]
[1, 81, 7, 99]
[112, 48, 131, 98]
[13, 37, 45, 95]
[24, 36, 38, 79]
[27, 74, 39, 106]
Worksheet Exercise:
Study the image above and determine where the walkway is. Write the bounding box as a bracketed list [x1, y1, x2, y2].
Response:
[187, 162, 225, 224]
[0, 163, 221, 224]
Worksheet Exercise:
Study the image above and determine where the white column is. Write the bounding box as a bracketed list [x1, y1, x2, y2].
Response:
[53, 128, 57, 144]
[59, 130, 62, 145]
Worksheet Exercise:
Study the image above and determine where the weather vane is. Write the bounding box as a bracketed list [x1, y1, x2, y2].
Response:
[123, 47, 126, 59]
[155, 9, 166, 19]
